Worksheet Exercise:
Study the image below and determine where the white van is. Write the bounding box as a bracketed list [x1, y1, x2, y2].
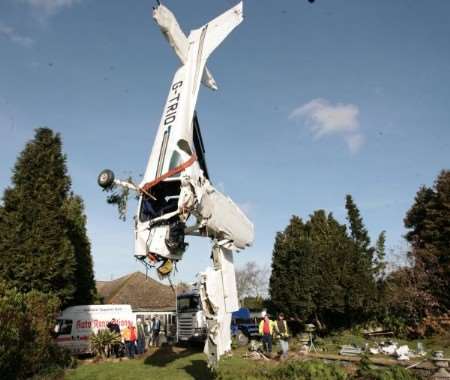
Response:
[54, 304, 135, 355]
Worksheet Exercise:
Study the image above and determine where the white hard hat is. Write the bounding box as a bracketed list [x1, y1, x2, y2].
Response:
[137, 318, 142, 323]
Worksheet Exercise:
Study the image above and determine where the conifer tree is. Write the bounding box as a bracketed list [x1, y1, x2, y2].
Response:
[345, 195, 371, 252]
[344, 196, 378, 319]
[404, 170, 450, 311]
[64, 194, 97, 305]
[0, 128, 96, 307]
[308, 211, 347, 326]
[374, 231, 387, 279]
[270, 206, 380, 329]
[269, 216, 317, 319]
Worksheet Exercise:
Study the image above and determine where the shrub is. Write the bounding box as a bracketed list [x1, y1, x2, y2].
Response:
[0, 282, 71, 380]
[356, 354, 419, 380]
[90, 329, 121, 358]
[265, 360, 348, 380]
[355, 366, 420, 380]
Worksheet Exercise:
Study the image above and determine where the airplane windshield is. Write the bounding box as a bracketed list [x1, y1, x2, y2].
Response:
[139, 180, 181, 222]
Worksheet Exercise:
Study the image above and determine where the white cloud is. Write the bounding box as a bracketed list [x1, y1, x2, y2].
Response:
[19, 0, 81, 17]
[289, 98, 365, 154]
[0, 24, 34, 47]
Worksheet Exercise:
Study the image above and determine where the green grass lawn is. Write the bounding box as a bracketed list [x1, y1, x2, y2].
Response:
[65, 333, 450, 380]
[65, 346, 263, 380]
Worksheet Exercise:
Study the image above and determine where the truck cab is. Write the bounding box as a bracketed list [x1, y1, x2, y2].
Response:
[176, 292, 207, 343]
[231, 308, 259, 346]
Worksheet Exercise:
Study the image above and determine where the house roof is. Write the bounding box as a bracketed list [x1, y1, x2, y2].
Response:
[96, 271, 176, 312]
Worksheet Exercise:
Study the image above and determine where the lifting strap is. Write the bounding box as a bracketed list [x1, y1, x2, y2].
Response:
[141, 153, 197, 193]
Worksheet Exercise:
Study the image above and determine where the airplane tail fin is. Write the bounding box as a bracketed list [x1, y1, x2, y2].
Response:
[153, 2, 241, 91]
[184, 1, 243, 98]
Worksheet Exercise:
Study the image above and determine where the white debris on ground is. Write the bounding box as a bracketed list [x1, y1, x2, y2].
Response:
[380, 342, 398, 356]
[396, 345, 410, 361]
[339, 345, 363, 356]
[338, 340, 427, 362]
[378, 341, 427, 361]
[245, 340, 270, 361]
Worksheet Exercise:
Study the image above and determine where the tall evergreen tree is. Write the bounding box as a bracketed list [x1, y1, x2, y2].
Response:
[270, 209, 379, 330]
[0, 128, 96, 307]
[344, 195, 378, 319]
[64, 194, 97, 305]
[270, 216, 317, 320]
[404, 170, 450, 311]
[345, 195, 371, 252]
[308, 211, 347, 327]
[374, 231, 387, 279]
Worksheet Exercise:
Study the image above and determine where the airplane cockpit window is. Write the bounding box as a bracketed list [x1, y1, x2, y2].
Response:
[140, 180, 181, 222]
[168, 151, 182, 177]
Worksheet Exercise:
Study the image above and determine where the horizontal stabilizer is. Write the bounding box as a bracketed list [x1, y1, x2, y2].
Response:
[191, 1, 243, 62]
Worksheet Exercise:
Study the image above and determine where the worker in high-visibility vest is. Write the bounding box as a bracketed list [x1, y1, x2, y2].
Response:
[274, 313, 290, 360]
[258, 312, 275, 354]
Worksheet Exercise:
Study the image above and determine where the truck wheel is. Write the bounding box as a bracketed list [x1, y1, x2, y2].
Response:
[97, 169, 115, 189]
[236, 330, 249, 346]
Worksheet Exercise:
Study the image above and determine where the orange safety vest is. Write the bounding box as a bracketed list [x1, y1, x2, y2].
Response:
[130, 326, 137, 342]
[258, 319, 274, 335]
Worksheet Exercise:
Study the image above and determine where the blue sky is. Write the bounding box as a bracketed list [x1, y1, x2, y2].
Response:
[1, 0, 449, 283]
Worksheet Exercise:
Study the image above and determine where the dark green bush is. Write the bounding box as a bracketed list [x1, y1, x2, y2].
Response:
[356, 355, 419, 380]
[215, 359, 349, 380]
[0, 282, 71, 380]
[214, 357, 422, 380]
[355, 366, 420, 380]
[265, 360, 348, 380]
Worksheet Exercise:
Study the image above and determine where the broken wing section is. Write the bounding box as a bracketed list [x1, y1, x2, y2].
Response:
[196, 181, 253, 250]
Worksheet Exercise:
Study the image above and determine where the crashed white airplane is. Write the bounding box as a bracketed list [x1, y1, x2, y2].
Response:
[97, 1, 253, 366]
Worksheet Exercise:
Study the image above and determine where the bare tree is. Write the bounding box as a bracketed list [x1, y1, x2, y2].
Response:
[235, 261, 269, 301]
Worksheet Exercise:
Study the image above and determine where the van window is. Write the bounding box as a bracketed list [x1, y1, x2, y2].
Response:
[56, 319, 73, 335]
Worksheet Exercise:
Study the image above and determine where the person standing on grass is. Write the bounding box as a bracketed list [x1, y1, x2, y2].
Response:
[137, 318, 146, 354]
[129, 324, 138, 357]
[152, 315, 161, 347]
[122, 324, 136, 359]
[146, 317, 155, 348]
[107, 318, 121, 358]
[259, 312, 274, 354]
[274, 313, 289, 360]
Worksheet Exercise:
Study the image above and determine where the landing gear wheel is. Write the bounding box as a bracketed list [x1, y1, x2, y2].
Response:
[97, 169, 115, 189]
